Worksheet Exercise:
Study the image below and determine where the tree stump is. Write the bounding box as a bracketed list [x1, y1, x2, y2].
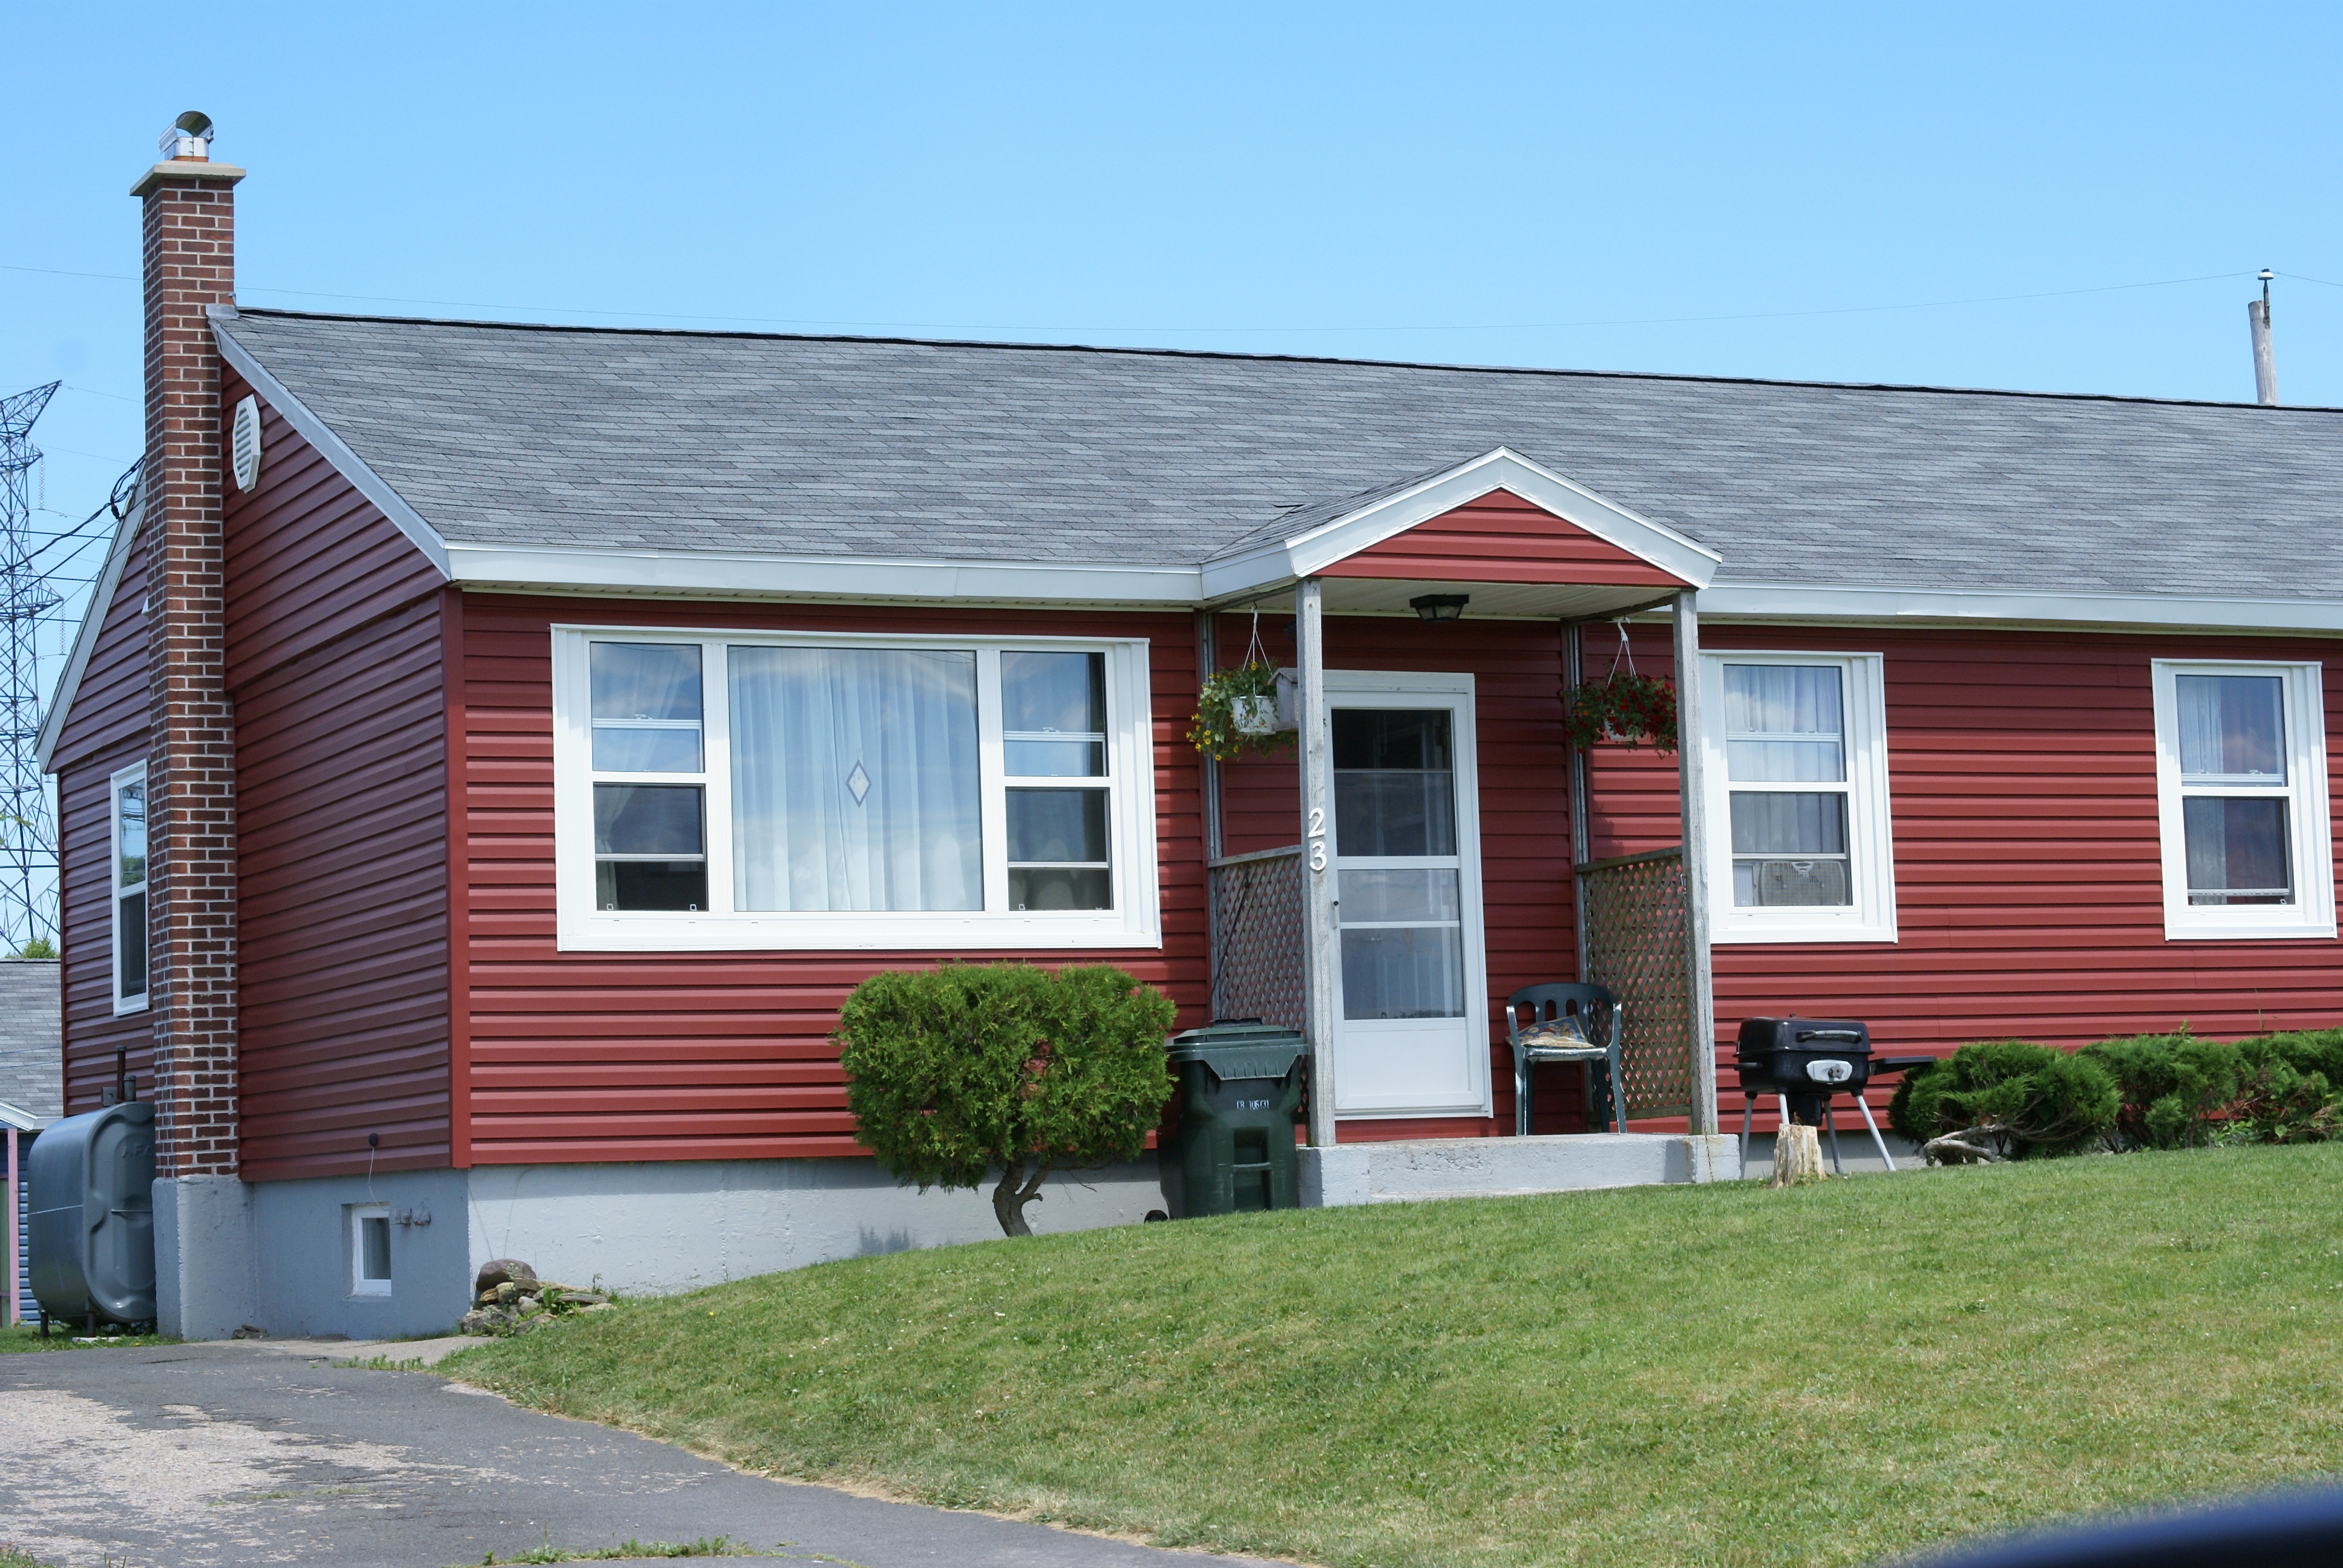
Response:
[1772, 1122, 1827, 1186]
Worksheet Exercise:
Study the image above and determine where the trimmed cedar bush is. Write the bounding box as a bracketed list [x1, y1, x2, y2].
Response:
[836, 962, 1176, 1237]
[1887, 1040, 2120, 1159]
[2084, 1028, 2343, 1148]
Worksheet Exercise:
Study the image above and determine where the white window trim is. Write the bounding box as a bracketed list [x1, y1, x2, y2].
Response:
[552, 624, 1162, 952]
[1699, 651, 1898, 944]
[109, 761, 148, 1014]
[2150, 658, 2335, 942]
[349, 1203, 392, 1298]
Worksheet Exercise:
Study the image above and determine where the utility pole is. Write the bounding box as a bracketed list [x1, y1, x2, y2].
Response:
[2250, 270, 2278, 407]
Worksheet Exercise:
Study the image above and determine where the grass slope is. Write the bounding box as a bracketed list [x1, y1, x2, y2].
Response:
[448, 1148, 2343, 1567]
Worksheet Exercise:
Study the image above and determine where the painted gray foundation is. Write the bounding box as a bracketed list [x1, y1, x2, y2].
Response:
[156, 1134, 1775, 1341]
[1740, 1128, 1920, 1180]
[463, 1157, 1167, 1302]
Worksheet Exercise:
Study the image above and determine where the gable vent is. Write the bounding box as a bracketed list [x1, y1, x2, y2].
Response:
[229, 395, 262, 492]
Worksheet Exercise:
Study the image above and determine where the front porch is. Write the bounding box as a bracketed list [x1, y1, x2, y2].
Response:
[1191, 460, 1730, 1190]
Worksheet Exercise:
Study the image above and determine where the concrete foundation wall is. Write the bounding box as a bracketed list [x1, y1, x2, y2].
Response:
[247, 1169, 473, 1341]
[1300, 1133, 1743, 1206]
[464, 1157, 1167, 1302]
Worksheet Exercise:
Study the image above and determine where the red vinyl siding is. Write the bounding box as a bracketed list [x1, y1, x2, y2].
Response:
[456, 596, 1207, 1165]
[221, 374, 452, 1178]
[1588, 621, 2343, 1131]
[1321, 489, 1688, 587]
[53, 526, 154, 1117]
[1210, 610, 1588, 1140]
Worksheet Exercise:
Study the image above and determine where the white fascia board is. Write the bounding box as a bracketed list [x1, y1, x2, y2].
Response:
[1200, 446, 1723, 602]
[0, 1099, 44, 1132]
[207, 307, 451, 578]
[36, 485, 143, 774]
[1700, 581, 2343, 635]
[446, 541, 1204, 606]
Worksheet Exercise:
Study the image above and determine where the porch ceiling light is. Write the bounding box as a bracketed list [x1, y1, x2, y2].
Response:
[1409, 593, 1469, 623]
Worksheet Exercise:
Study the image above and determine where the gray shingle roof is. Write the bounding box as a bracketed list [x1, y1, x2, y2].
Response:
[0, 960, 59, 1123]
[215, 309, 2343, 598]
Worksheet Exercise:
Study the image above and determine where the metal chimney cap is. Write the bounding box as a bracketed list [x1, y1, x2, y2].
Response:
[2259, 269, 2275, 282]
[158, 111, 214, 159]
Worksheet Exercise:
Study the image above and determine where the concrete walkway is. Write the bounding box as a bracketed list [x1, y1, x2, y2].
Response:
[0, 1341, 1242, 1567]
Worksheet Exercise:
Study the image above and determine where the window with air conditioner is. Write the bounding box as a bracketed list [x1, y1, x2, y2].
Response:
[2151, 659, 2334, 941]
[110, 763, 148, 1013]
[552, 627, 1161, 951]
[1699, 652, 1898, 943]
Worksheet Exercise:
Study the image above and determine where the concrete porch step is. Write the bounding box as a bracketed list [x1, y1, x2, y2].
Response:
[1299, 1132, 1742, 1208]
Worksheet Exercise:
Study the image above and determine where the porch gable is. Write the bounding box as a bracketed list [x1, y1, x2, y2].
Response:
[1320, 487, 1691, 588]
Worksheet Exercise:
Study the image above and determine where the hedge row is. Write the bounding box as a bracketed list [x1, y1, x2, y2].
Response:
[1885, 1028, 2343, 1160]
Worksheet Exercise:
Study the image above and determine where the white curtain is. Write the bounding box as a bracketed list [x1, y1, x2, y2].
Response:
[730, 647, 983, 911]
[1723, 665, 1844, 783]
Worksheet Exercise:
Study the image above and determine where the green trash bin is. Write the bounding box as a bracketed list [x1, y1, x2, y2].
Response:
[1158, 1022, 1309, 1218]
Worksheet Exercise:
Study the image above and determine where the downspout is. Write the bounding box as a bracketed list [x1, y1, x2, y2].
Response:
[1196, 610, 1222, 1016]
[1565, 621, 1590, 984]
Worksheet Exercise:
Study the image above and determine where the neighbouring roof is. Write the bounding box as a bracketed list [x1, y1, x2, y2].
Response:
[212, 307, 2343, 601]
[0, 959, 60, 1125]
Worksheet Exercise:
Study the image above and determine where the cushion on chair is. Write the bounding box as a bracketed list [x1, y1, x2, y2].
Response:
[1515, 1016, 1598, 1056]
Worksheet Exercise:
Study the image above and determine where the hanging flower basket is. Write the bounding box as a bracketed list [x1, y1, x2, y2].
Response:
[1562, 671, 1679, 753]
[1190, 662, 1296, 761]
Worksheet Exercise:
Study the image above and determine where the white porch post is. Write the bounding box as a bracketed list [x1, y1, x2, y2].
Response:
[1297, 577, 1339, 1146]
[1673, 589, 1719, 1133]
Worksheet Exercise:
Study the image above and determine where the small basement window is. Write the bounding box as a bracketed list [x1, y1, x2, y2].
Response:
[350, 1204, 392, 1297]
[2151, 659, 2335, 940]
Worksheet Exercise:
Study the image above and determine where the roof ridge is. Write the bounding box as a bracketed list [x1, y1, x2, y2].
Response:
[223, 307, 2343, 415]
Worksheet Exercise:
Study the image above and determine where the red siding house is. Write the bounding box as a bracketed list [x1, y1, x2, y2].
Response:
[47, 132, 2343, 1338]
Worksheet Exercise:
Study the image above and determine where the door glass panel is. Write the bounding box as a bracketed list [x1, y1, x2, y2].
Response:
[1341, 927, 1465, 1019]
[1339, 867, 1461, 923]
[1333, 710, 1456, 857]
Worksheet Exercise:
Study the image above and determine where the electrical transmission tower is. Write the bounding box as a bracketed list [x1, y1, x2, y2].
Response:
[0, 382, 62, 954]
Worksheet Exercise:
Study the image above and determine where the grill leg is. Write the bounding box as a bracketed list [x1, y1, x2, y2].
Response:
[1824, 1103, 1844, 1175]
[1856, 1094, 1898, 1171]
[1740, 1096, 1753, 1172]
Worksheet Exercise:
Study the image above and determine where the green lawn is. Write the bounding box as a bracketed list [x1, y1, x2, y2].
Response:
[446, 1147, 2343, 1568]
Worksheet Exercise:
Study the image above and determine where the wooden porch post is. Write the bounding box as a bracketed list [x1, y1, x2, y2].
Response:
[1297, 577, 1339, 1146]
[1673, 590, 1719, 1134]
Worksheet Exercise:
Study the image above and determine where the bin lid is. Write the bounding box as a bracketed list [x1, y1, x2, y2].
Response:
[1167, 1021, 1309, 1080]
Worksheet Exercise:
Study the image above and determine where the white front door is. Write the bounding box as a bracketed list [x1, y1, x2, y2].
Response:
[1325, 673, 1491, 1117]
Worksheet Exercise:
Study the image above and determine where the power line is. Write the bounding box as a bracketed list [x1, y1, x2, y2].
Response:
[0, 258, 2286, 336]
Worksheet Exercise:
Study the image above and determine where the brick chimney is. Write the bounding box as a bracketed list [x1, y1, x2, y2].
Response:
[131, 114, 243, 1182]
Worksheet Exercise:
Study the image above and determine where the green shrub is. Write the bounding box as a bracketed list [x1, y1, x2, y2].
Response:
[2080, 1030, 2244, 1149]
[836, 962, 1176, 1237]
[1887, 1040, 2119, 1159]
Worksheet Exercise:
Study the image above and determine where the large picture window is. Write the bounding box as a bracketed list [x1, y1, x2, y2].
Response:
[554, 628, 1159, 950]
[110, 762, 147, 1013]
[1699, 652, 1897, 943]
[2151, 659, 2334, 940]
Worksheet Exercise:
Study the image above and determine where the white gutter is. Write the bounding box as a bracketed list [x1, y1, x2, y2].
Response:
[1698, 581, 2343, 636]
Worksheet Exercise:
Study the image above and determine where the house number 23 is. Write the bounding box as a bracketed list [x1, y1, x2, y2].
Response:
[1308, 808, 1327, 872]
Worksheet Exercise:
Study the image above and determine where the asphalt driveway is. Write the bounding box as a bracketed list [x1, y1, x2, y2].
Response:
[0, 1341, 1236, 1567]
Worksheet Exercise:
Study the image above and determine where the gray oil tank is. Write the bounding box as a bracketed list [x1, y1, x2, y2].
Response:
[30, 1099, 156, 1328]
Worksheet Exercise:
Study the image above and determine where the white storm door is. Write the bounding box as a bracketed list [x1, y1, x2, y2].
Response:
[1326, 673, 1490, 1117]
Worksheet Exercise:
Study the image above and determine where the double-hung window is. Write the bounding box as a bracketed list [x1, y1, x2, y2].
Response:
[110, 763, 147, 1013]
[1699, 652, 1897, 942]
[555, 627, 1159, 950]
[2150, 659, 2334, 939]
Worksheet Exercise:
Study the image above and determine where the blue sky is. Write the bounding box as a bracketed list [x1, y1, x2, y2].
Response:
[7, 2, 2343, 645]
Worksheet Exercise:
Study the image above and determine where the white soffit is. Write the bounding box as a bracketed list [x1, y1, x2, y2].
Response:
[444, 542, 1205, 605]
[1201, 446, 1723, 601]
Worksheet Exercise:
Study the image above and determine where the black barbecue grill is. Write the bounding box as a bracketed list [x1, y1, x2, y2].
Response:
[1734, 1017, 1936, 1174]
